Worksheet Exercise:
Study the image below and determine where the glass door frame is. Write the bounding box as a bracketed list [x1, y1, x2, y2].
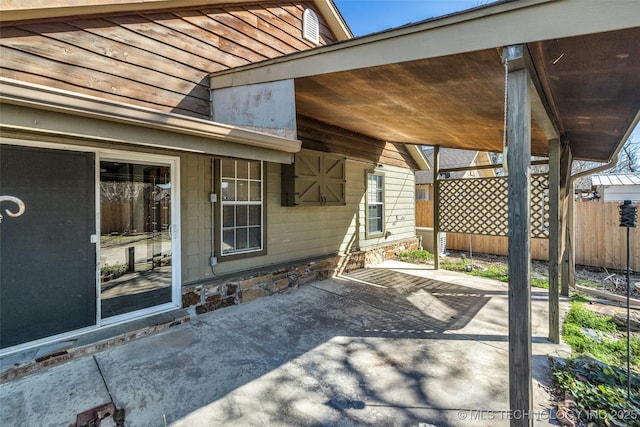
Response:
[0, 139, 181, 357]
[97, 149, 181, 326]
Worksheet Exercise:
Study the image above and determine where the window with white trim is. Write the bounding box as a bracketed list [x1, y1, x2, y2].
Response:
[221, 159, 263, 255]
[366, 172, 385, 236]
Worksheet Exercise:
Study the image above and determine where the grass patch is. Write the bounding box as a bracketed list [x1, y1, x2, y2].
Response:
[396, 249, 433, 264]
[552, 300, 640, 426]
[468, 265, 509, 282]
[439, 259, 466, 272]
[562, 301, 640, 369]
[397, 250, 550, 288]
[570, 292, 591, 303]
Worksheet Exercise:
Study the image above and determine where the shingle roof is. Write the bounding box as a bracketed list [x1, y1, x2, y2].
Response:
[415, 148, 480, 184]
[591, 173, 640, 187]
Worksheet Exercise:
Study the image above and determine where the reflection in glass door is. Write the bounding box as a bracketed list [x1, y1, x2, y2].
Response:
[100, 160, 173, 320]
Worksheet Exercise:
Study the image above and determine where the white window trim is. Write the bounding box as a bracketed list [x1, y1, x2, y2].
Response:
[98, 150, 182, 326]
[220, 159, 264, 257]
[365, 171, 385, 238]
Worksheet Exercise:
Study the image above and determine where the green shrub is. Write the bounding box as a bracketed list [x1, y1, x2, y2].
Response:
[552, 356, 639, 426]
[562, 301, 639, 370]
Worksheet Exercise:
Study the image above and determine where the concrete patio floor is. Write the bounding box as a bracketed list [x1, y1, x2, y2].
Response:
[0, 261, 570, 426]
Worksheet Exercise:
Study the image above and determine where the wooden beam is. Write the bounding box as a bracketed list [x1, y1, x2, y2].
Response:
[560, 142, 573, 296]
[504, 44, 533, 427]
[548, 138, 560, 343]
[433, 145, 440, 270]
[440, 159, 548, 174]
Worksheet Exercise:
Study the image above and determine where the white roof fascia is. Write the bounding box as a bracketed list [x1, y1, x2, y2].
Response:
[406, 144, 430, 170]
[0, 78, 301, 156]
[210, 0, 640, 89]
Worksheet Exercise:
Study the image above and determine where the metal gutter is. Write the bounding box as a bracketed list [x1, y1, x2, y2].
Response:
[570, 110, 640, 184]
[0, 78, 301, 155]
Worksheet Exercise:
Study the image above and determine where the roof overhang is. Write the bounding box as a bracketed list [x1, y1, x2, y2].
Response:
[0, 0, 352, 40]
[0, 78, 300, 163]
[210, 0, 640, 162]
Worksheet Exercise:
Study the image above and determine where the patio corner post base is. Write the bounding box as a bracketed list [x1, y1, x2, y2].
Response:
[503, 44, 533, 427]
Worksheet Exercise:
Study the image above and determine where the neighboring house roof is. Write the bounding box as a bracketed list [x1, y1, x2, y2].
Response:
[415, 148, 483, 184]
[0, 0, 353, 40]
[592, 174, 640, 187]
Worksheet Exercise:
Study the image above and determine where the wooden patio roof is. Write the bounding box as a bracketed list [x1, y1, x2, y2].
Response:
[210, 0, 640, 162]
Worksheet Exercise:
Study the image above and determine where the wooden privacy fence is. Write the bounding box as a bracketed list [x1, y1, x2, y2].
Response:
[416, 200, 639, 271]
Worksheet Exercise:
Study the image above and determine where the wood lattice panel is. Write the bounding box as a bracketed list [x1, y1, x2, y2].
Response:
[439, 174, 549, 238]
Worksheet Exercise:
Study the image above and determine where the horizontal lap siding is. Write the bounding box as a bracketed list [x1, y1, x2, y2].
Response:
[297, 116, 420, 169]
[0, 1, 336, 118]
[181, 154, 214, 284]
[210, 160, 416, 276]
[361, 165, 417, 248]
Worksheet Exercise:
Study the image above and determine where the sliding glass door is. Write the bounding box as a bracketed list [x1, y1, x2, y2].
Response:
[1, 143, 180, 352]
[99, 156, 178, 321]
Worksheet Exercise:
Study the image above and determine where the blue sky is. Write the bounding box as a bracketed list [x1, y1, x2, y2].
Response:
[333, 0, 492, 36]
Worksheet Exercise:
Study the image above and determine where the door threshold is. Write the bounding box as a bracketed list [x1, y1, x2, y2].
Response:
[0, 308, 190, 382]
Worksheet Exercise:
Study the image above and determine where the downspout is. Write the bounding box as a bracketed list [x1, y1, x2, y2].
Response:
[570, 109, 640, 185]
[567, 142, 629, 301]
[567, 148, 640, 304]
[569, 151, 619, 186]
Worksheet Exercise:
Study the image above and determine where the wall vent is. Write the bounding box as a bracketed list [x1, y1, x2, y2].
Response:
[302, 8, 319, 45]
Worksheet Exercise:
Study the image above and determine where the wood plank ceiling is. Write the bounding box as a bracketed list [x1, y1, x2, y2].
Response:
[294, 27, 640, 161]
[296, 48, 549, 156]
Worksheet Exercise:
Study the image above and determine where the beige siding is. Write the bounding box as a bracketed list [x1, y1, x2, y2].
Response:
[359, 164, 417, 249]
[180, 153, 215, 284]
[183, 155, 416, 278]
